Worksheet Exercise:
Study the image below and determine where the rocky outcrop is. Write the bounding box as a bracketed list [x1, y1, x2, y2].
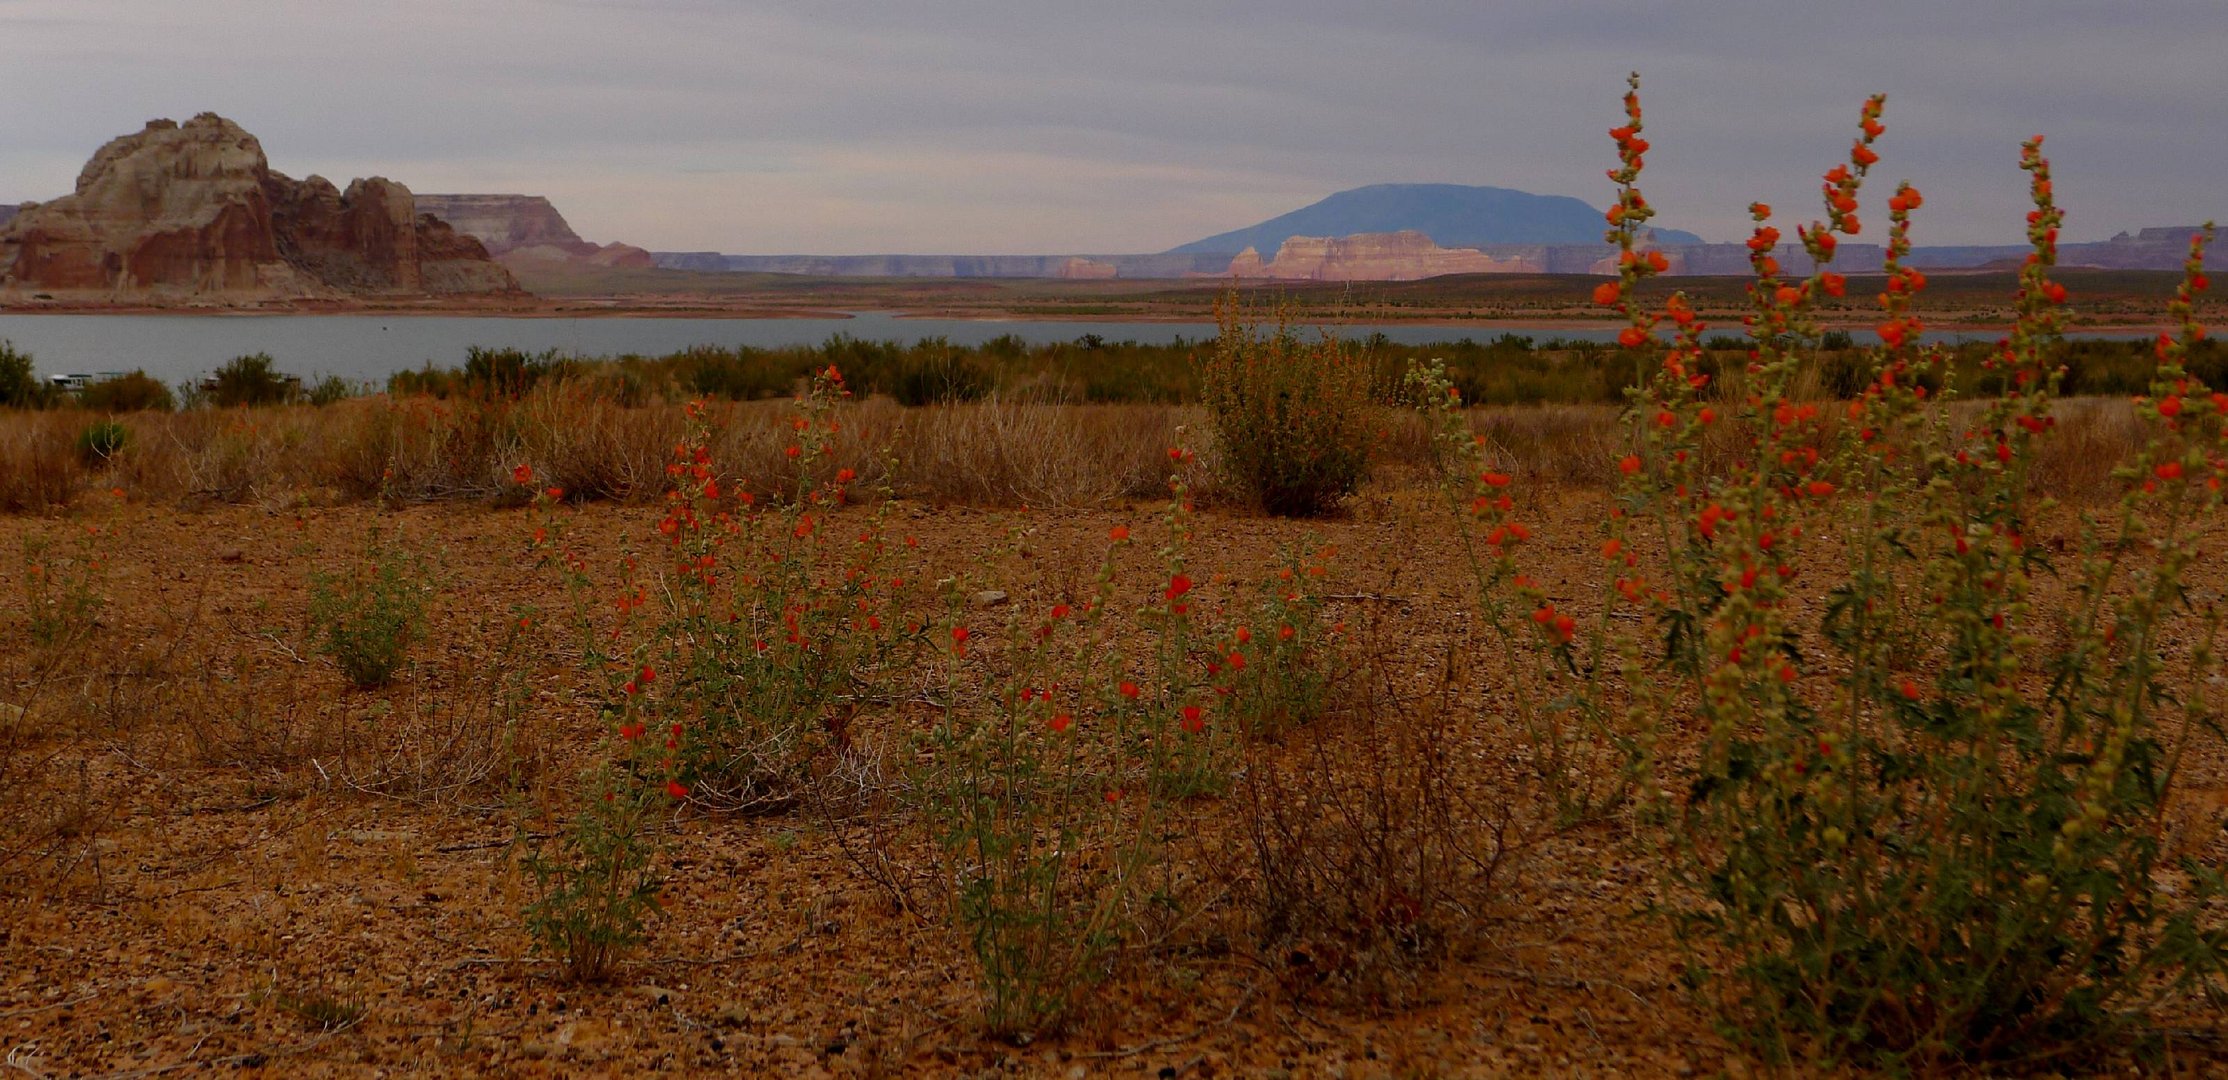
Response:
[0, 205, 17, 232]
[413, 194, 655, 270]
[0, 114, 517, 304]
[1225, 230, 1537, 280]
[1054, 256, 1118, 280]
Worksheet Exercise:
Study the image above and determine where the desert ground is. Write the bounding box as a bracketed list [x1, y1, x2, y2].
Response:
[2, 389, 2225, 1077]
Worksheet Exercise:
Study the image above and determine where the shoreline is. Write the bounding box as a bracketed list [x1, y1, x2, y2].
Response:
[0, 300, 2203, 337]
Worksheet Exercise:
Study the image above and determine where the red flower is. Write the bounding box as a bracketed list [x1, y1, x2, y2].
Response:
[951, 626, 970, 643]
[1900, 679, 1921, 701]
[1119, 680, 1140, 700]
[1592, 281, 1622, 306]
[1180, 705, 1205, 733]
[639, 664, 657, 684]
[1617, 326, 1650, 349]
[1109, 525, 1131, 542]
[1164, 574, 1193, 601]
[666, 779, 690, 800]
[1618, 454, 1641, 476]
[512, 463, 533, 485]
[1049, 713, 1073, 734]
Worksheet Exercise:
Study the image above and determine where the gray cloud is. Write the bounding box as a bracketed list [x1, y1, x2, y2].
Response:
[1, 0, 2221, 252]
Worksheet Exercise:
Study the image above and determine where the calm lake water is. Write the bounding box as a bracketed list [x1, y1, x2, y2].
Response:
[0, 311, 2143, 386]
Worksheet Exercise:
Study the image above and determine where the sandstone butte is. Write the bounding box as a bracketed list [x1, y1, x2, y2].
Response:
[411, 194, 655, 271]
[1224, 230, 1544, 281]
[0, 113, 518, 306]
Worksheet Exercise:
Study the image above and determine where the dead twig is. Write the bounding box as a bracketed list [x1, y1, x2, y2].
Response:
[0, 993, 98, 1021]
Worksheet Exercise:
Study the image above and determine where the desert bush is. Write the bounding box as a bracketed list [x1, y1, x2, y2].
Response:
[463, 345, 573, 398]
[919, 552, 1156, 1037]
[307, 530, 431, 689]
[1217, 542, 1338, 739]
[914, 458, 1251, 1036]
[521, 762, 666, 983]
[674, 344, 805, 401]
[590, 370, 926, 810]
[1239, 649, 1519, 1003]
[74, 419, 128, 466]
[1423, 75, 2228, 1070]
[206, 352, 300, 407]
[77, 370, 174, 412]
[884, 339, 994, 405]
[1200, 302, 1375, 516]
[306, 374, 357, 407]
[0, 340, 54, 409]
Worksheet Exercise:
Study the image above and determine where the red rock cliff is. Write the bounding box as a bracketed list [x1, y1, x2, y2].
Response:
[0, 114, 517, 303]
[413, 194, 655, 270]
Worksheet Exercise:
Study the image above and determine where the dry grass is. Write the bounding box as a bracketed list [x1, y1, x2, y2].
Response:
[0, 389, 2166, 516]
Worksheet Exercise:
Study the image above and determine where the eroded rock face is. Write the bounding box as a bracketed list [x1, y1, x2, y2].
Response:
[1225, 230, 1537, 280]
[0, 113, 517, 303]
[413, 193, 655, 270]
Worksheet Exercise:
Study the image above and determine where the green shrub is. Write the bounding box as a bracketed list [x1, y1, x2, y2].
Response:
[207, 352, 300, 407]
[463, 346, 572, 398]
[307, 375, 358, 407]
[307, 532, 430, 689]
[676, 344, 801, 401]
[521, 762, 665, 983]
[77, 370, 174, 412]
[883, 339, 994, 405]
[1199, 302, 1374, 516]
[74, 420, 129, 465]
[0, 340, 53, 409]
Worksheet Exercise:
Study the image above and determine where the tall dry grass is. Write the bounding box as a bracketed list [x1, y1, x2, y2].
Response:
[0, 389, 2161, 515]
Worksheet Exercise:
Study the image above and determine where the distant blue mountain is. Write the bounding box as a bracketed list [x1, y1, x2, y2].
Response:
[1167, 183, 1701, 255]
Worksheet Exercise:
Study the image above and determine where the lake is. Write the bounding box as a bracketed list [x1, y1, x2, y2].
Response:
[0, 311, 2147, 386]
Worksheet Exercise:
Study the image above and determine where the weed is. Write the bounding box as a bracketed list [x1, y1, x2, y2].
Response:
[307, 529, 431, 689]
[520, 761, 667, 983]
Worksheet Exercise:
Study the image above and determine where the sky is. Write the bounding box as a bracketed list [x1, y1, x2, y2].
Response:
[1, 1, 2222, 255]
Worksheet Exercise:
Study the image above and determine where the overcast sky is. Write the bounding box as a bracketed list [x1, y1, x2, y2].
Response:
[2, 1, 2222, 254]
